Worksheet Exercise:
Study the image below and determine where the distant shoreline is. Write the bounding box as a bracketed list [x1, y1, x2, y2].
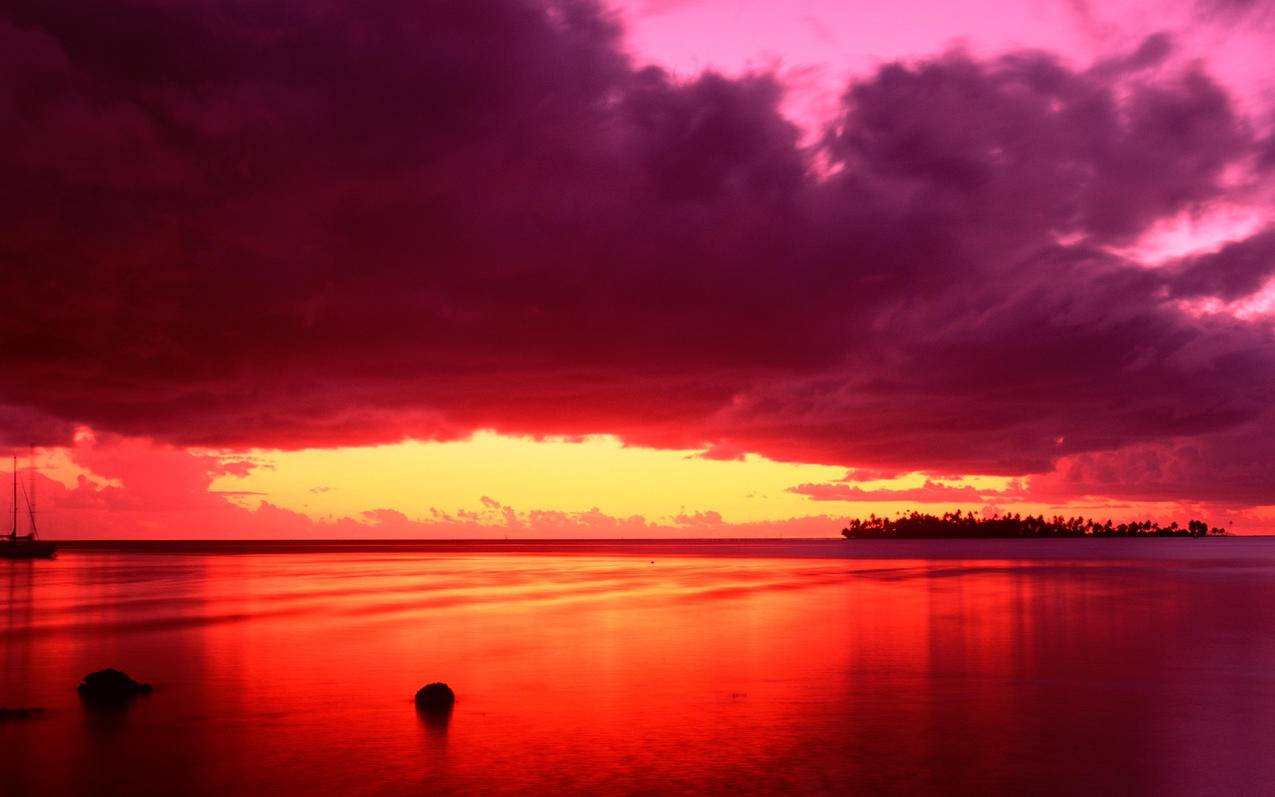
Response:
[842, 511, 1227, 540]
[45, 535, 1245, 548]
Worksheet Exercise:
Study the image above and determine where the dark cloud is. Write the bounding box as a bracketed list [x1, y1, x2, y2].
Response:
[828, 51, 1243, 244]
[841, 468, 905, 482]
[1166, 228, 1275, 300]
[1260, 125, 1275, 171]
[1032, 413, 1275, 506]
[1196, 0, 1275, 18]
[1123, 32, 1176, 70]
[0, 404, 75, 449]
[2, 1, 1273, 503]
[1089, 33, 1174, 79]
[790, 480, 986, 503]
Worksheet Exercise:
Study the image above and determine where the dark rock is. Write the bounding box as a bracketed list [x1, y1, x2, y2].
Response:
[0, 706, 45, 719]
[414, 682, 455, 712]
[77, 668, 152, 703]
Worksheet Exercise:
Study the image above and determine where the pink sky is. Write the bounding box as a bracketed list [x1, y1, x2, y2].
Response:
[619, 0, 1275, 127]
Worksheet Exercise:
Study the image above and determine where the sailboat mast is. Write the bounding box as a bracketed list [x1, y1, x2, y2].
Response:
[10, 454, 16, 538]
[27, 446, 37, 538]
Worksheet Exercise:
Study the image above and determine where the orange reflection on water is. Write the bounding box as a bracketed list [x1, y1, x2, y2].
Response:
[4, 541, 1275, 795]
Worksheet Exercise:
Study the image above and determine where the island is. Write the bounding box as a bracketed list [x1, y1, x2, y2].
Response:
[842, 510, 1226, 539]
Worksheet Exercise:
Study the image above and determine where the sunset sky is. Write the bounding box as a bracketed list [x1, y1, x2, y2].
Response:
[3, 0, 1275, 536]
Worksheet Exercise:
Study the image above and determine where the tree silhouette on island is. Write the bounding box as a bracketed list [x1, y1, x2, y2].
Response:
[842, 510, 1226, 539]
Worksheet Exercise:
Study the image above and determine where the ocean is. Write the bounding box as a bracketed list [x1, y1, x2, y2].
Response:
[3, 539, 1274, 795]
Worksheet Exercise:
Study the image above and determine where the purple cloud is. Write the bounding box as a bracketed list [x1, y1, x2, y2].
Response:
[2, 1, 1274, 505]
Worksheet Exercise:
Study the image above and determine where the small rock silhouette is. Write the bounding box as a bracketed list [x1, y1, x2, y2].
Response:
[0, 706, 45, 719]
[78, 668, 152, 703]
[414, 682, 455, 712]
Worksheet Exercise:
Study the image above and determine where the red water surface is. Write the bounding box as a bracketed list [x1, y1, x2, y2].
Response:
[3, 540, 1275, 795]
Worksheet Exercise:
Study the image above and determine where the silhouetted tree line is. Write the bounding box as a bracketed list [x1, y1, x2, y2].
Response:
[841, 510, 1226, 539]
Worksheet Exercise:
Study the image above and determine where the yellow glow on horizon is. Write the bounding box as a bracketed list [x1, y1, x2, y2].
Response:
[208, 432, 859, 523]
[204, 432, 1017, 526]
[29, 429, 1236, 534]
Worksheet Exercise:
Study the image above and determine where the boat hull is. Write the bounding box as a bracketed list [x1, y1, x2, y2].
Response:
[1, 540, 57, 559]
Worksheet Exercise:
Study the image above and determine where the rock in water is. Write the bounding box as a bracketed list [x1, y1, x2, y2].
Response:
[0, 707, 45, 719]
[78, 668, 152, 703]
[415, 682, 456, 711]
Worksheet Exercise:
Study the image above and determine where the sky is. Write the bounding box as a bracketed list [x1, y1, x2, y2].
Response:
[2, 0, 1275, 537]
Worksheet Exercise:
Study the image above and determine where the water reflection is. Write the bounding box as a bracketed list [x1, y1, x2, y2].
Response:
[2, 541, 1275, 795]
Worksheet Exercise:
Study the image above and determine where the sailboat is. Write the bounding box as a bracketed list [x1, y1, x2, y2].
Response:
[2, 453, 55, 559]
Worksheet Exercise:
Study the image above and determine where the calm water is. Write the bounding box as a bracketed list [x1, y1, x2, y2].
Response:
[3, 539, 1275, 795]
